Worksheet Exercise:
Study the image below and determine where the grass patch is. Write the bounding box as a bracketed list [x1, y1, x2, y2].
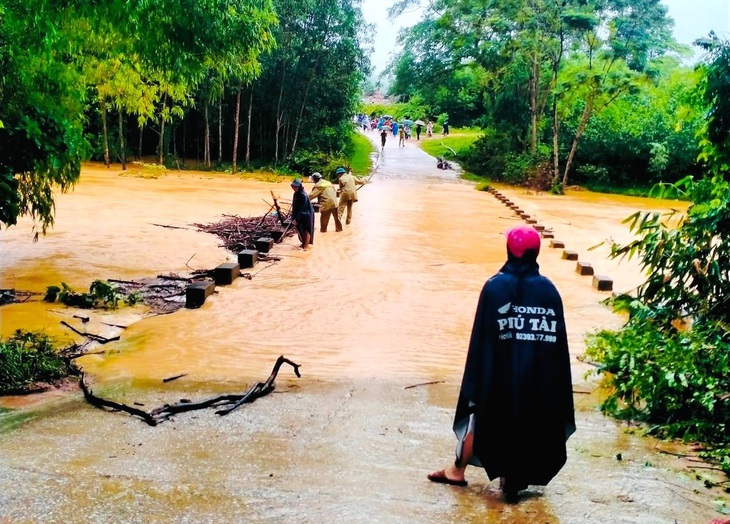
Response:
[347, 132, 375, 176]
[419, 128, 482, 160]
[0, 330, 78, 395]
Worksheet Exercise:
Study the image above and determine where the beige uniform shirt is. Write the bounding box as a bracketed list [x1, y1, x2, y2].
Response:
[338, 173, 365, 203]
[309, 179, 338, 212]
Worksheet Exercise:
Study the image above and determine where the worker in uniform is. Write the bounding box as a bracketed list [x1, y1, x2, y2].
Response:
[335, 167, 367, 226]
[309, 172, 342, 233]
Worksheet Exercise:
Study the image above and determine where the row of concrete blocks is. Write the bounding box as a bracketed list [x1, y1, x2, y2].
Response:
[485, 187, 613, 292]
[185, 236, 276, 309]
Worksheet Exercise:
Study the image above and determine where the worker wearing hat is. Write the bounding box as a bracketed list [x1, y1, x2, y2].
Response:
[428, 225, 575, 503]
[335, 167, 367, 226]
[309, 172, 342, 233]
[290, 178, 314, 250]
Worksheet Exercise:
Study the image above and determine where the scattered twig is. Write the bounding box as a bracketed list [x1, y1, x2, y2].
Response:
[185, 253, 196, 269]
[150, 223, 193, 230]
[404, 380, 445, 390]
[162, 373, 188, 383]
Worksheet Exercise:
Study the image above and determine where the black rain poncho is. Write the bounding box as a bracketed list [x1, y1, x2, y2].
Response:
[454, 256, 576, 487]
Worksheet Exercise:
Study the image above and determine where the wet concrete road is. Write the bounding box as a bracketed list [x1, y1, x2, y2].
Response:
[0, 136, 726, 523]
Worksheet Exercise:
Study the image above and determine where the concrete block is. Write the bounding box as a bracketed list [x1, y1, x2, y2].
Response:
[541, 232, 554, 239]
[576, 261, 594, 276]
[270, 230, 285, 242]
[593, 275, 613, 292]
[533, 224, 546, 231]
[562, 250, 579, 261]
[255, 237, 274, 253]
[550, 240, 565, 249]
[238, 250, 259, 269]
[526, 219, 537, 224]
[186, 281, 215, 309]
[214, 262, 240, 285]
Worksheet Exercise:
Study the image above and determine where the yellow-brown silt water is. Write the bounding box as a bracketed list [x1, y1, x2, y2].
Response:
[0, 139, 723, 523]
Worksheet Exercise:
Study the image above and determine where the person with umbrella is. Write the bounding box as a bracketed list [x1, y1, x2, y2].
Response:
[415, 119, 425, 140]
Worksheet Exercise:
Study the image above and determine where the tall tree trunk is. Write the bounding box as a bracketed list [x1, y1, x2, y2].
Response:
[290, 56, 321, 157]
[204, 100, 211, 167]
[552, 99, 560, 186]
[158, 95, 167, 165]
[138, 123, 144, 160]
[218, 100, 223, 163]
[246, 88, 253, 168]
[275, 62, 286, 165]
[182, 119, 186, 167]
[101, 101, 110, 168]
[561, 98, 594, 190]
[232, 84, 242, 174]
[118, 109, 126, 171]
[172, 121, 177, 160]
[529, 55, 539, 155]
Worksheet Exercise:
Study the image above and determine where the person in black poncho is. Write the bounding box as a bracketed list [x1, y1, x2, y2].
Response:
[290, 178, 314, 251]
[428, 225, 575, 503]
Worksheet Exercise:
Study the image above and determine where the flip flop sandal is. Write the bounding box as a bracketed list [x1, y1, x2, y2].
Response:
[427, 470, 468, 487]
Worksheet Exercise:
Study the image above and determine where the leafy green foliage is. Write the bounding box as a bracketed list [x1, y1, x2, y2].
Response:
[45, 280, 136, 309]
[0, 330, 77, 395]
[586, 109, 730, 472]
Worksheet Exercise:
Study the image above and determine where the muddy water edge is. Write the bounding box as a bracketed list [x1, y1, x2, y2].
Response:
[0, 158, 725, 523]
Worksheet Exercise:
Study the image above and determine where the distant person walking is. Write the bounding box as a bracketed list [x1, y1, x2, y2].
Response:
[380, 127, 388, 149]
[392, 121, 399, 138]
[309, 173, 342, 233]
[415, 123, 422, 140]
[335, 167, 366, 225]
[428, 225, 575, 503]
[290, 178, 314, 251]
[398, 126, 406, 148]
[442, 119, 450, 136]
[427, 121, 433, 138]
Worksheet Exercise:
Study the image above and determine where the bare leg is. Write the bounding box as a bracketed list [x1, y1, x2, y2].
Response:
[301, 231, 311, 250]
[429, 432, 473, 483]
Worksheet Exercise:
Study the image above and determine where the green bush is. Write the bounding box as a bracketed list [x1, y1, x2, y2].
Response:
[0, 331, 77, 395]
[45, 280, 137, 309]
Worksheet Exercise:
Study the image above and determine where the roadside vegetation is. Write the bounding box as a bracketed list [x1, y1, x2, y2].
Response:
[347, 133, 375, 177]
[585, 37, 730, 478]
[0, 331, 77, 395]
[384, 0, 706, 195]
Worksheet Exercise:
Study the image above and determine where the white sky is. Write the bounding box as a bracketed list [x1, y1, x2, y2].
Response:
[361, 0, 730, 75]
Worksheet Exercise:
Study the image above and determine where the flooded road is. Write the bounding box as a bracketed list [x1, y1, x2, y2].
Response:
[0, 139, 725, 523]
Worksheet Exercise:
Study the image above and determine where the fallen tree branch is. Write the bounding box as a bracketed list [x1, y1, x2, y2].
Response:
[80, 373, 158, 426]
[80, 356, 301, 425]
[60, 321, 120, 344]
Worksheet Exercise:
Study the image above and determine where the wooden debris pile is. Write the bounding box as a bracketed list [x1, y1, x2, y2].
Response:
[0, 289, 37, 306]
[194, 200, 295, 254]
[108, 275, 195, 315]
[80, 356, 302, 426]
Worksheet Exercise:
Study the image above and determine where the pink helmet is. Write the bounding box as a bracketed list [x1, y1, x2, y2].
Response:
[506, 226, 541, 258]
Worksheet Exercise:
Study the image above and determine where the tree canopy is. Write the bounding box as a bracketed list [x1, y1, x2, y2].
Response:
[387, 0, 696, 192]
[0, 0, 369, 233]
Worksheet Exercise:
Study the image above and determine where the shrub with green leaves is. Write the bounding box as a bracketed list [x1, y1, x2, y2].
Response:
[586, 174, 730, 475]
[0, 330, 77, 395]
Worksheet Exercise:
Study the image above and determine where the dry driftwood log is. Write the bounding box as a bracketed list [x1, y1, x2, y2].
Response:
[80, 356, 302, 426]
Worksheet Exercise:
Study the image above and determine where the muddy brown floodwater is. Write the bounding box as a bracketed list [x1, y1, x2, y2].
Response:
[0, 135, 726, 523]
